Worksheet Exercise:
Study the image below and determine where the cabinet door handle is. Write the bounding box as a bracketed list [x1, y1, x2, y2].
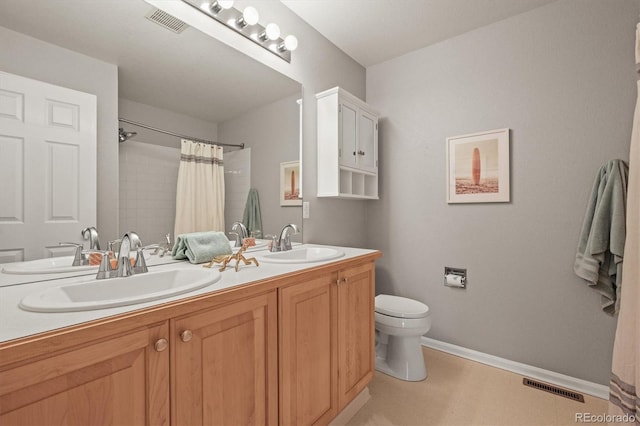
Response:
[358, 150, 365, 156]
[337, 277, 348, 286]
[353, 151, 356, 156]
[180, 330, 193, 342]
[154, 338, 168, 352]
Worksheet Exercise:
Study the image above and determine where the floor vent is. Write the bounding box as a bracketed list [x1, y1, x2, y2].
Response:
[523, 378, 585, 402]
[145, 8, 189, 34]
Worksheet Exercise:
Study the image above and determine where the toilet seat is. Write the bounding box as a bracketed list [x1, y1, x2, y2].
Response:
[375, 295, 429, 319]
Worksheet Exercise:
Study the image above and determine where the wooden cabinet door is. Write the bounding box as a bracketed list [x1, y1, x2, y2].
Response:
[337, 262, 375, 410]
[172, 291, 278, 426]
[0, 322, 170, 425]
[279, 273, 338, 426]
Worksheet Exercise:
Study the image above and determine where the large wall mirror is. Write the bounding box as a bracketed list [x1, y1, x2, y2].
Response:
[0, 0, 302, 261]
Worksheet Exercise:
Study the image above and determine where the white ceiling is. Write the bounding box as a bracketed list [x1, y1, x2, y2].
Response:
[0, 0, 558, 122]
[281, 0, 557, 67]
[0, 0, 300, 123]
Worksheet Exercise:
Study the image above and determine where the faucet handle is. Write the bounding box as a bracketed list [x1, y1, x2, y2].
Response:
[228, 231, 241, 248]
[265, 235, 279, 252]
[93, 250, 115, 279]
[133, 248, 149, 274]
[108, 239, 121, 253]
[59, 242, 86, 266]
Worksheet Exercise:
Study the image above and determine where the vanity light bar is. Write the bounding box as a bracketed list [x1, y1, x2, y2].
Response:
[181, 0, 295, 63]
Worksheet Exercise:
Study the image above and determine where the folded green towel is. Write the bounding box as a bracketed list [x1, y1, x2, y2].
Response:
[172, 231, 232, 264]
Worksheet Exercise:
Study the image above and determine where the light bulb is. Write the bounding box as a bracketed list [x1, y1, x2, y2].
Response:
[209, 0, 234, 13]
[242, 6, 259, 26]
[264, 23, 280, 40]
[284, 34, 298, 51]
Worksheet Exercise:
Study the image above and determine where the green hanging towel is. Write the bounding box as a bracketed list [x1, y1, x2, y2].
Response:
[242, 188, 263, 237]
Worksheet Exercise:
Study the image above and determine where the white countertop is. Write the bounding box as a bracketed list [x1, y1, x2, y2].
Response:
[0, 244, 378, 343]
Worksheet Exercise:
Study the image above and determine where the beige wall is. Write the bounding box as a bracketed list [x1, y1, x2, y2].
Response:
[365, 0, 639, 385]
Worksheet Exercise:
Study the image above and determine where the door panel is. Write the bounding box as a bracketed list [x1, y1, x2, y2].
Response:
[172, 292, 278, 426]
[338, 263, 375, 409]
[0, 323, 169, 425]
[339, 101, 357, 168]
[358, 111, 377, 173]
[0, 71, 96, 262]
[279, 274, 338, 426]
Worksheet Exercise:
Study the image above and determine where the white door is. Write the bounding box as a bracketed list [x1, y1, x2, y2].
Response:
[0, 71, 97, 262]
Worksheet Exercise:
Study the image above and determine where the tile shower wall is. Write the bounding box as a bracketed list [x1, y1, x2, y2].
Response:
[119, 141, 179, 244]
[119, 142, 251, 243]
[224, 148, 251, 234]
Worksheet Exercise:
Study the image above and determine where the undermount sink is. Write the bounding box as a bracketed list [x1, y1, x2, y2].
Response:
[258, 246, 345, 264]
[19, 268, 221, 313]
[2, 253, 150, 275]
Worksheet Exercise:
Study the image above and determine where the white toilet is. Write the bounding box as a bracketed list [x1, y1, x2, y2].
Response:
[375, 294, 431, 381]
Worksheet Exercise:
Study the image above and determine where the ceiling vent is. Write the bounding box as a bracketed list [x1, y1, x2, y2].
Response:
[145, 8, 188, 34]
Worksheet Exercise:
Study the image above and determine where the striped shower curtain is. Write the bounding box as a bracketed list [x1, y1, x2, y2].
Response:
[174, 139, 225, 237]
[609, 22, 640, 422]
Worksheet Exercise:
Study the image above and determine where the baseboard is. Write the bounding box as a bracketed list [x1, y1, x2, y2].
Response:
[329, 387, 371, 426]
[421, 337, 609, 400]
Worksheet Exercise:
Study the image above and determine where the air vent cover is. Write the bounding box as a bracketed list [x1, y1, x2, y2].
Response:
[145, 8, 188, 34]
[523, 378, 585, 402]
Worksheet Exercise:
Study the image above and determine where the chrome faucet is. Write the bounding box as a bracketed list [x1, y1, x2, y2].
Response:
[81, 226, 101, 250]
[271, 224, 300, 252]
[58, 242, 87, 266]
[230, 222, 249, 247]
[82, 249, 115, 280]
[116, 232, 142, 277]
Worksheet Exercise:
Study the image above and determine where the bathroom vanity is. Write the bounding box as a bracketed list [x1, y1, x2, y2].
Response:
[0, 246, 380, 426]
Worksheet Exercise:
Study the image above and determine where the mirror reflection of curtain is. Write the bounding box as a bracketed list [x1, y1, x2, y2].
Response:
[609, 21, 640, 419]
[174, 139, 225, 236]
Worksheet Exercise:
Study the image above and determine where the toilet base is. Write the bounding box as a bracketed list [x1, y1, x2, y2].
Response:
[375, 335, 427, 382]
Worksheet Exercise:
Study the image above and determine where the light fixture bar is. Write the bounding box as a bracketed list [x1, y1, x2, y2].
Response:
[182, 0, 293, 63]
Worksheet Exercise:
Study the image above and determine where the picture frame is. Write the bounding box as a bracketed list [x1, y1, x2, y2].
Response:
[280, 160, 302, 206]
[446, 128, 510, 203]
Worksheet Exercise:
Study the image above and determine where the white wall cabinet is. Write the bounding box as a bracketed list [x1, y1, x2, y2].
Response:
[317, 87, 379, 199]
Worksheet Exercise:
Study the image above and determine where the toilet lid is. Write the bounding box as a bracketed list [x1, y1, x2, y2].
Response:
[375, 294, 429, 319]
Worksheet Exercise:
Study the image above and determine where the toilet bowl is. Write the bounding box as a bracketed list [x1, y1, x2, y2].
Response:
[375, 294, 431, 381]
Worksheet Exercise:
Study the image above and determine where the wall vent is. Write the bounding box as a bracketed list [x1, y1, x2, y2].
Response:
[523, 378, 585, 402]
[145, 8, 188, 34]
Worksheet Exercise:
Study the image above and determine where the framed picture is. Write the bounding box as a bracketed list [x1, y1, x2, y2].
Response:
[280, 161, 302, 206]
[446, 128, 510, 203]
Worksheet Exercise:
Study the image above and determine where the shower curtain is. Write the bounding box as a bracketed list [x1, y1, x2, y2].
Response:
[609, 22, 640, 421]
[174, 139, 225, 237]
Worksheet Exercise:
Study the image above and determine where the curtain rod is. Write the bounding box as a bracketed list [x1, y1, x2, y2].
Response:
[118, 118, 245, 149]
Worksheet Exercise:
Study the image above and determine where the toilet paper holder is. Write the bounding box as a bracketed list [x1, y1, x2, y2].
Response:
[444, 267, 467, 288]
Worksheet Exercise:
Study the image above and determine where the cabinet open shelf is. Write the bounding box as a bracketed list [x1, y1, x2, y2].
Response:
[338, 168, 378, 199]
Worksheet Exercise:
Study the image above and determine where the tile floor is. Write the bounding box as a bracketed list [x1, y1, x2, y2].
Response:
[347, 347, 608, 426]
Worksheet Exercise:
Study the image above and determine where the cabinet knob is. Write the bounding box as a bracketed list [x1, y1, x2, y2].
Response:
[337, 277, 348, 286]
[353, 151, 356, 156]
[154, 338, 168, 352]
[358, 150, 365, 156]
[180, 330, 193, 342]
